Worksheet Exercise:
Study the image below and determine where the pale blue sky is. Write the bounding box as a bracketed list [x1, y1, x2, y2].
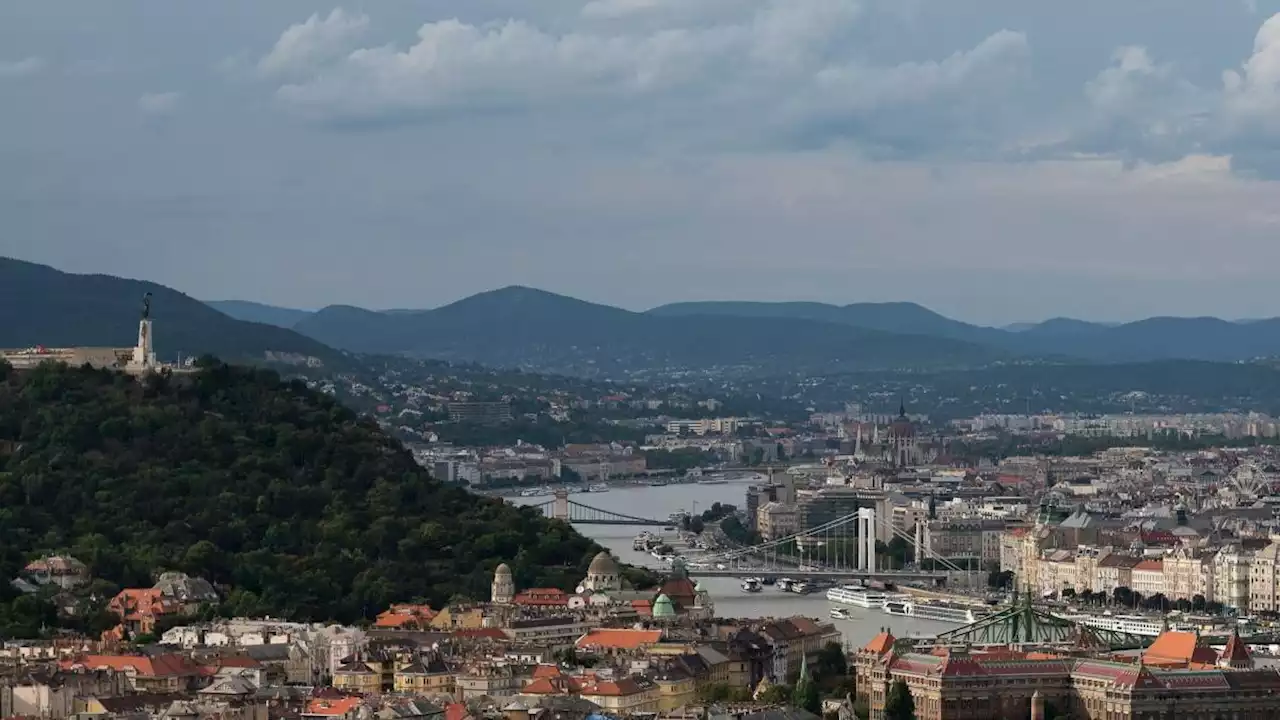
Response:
[3, 0, 1280, 324]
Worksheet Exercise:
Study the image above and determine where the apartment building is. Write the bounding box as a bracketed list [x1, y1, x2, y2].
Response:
[1130, 559, 1165, 597]
[1163, 548, 1213, 601]
[1249, 542, 1280, 612]
[1215, 545, 1251, 609]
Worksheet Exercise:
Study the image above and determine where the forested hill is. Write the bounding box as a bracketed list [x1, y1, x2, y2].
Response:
[0, 359, 630, 636]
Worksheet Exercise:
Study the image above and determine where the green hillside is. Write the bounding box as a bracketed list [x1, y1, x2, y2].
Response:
[0, 359, 639, 637]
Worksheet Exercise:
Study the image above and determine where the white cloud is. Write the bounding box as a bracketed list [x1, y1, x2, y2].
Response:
[1223, 12, 1280, 132]
[0, 56, 46, 78]
[1086, 46, 1166, 114]
[270, 0, 1029, 157]
[138, 91, 182, 116]
[258, 8, 369, 79]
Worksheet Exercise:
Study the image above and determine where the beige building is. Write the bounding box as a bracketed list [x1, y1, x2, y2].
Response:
[1072, 547, 1109, 593]
[1163, 548, 1213, 601]
[1215, 545, 1251, 609]
[1250, 542, 1280, 612]
[756, 502, 798, 541]
[1096, 554, 1138, 595]
[1036, 550, 1076, 597]
[1131, 559, 1165, 597]
[923, 519, 1006, 564]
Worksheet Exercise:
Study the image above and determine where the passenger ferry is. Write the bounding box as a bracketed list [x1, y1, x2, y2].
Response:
[632, 533, 655, 551]
[588, 483, 609, 492]
[826, 585, 898, 609]
[741, 578, 763, 593]
[519, 488, 541, 497]
[777, 578, 797, 592]
[791, 582, 812, 595]
[883, 599, 989, 624]
[830, 608, 852, 620]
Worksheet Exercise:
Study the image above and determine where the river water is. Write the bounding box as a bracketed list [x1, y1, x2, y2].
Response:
[510, 479, 961, 648]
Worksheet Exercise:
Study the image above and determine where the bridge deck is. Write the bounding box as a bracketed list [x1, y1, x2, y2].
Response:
[684, 569, 947, 580]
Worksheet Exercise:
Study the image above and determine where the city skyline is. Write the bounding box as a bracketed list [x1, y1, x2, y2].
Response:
[5, 1, 1280, 324]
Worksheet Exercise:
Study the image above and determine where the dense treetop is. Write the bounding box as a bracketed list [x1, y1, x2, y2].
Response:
[0, 359, 640, 635]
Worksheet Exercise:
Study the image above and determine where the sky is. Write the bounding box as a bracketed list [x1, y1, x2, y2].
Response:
[4, 0, 1280, 325]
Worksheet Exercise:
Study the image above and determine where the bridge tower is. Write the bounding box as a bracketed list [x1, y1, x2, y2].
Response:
[553, 489, 570, 521]
[856, 507, 876, 572]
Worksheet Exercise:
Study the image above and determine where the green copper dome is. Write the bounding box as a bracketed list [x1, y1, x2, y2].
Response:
[652, 593, 677, 618]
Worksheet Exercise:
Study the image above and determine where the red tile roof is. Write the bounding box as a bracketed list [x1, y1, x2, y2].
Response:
[1219, 629, 1253, 669]
[62, 654, 198, 678]
[575, 629, 661, 650]
[862, 630, 896, 654]
[513, 589, 570, 607]
[374, 604, 437, 628]
[304, 697, 362, 717]
[1145, 631, 1217, 666]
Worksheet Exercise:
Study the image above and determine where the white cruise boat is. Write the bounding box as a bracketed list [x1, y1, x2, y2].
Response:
[588, 483, 609, 492]
[827, 585, 897, 609]
[1060, 613, 1192, 637]
[883, 599, 988, 624]
[741, 578, 762, 593]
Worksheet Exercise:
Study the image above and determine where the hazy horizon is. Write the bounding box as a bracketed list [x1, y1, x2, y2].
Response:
[6, 1, 1280, 325]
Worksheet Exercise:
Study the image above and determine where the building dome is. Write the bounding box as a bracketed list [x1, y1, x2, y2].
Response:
[652, 593, 676, 618]
[588, 552, 618, 575]
[495, 563, 513, 577]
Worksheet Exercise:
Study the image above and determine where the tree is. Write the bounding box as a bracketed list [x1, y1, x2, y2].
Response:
[757, 684, 792, 705]
[814, 641, 849, 682]
[0, 361, 658, 635]
[1191, 594, 1207, 612]
[794, 657, 821, 715]
[883, 679, 915, 720]
[987, 570, 1015, 590]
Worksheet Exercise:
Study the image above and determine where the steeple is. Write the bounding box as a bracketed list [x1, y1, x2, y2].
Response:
[898, 397, 906, 417]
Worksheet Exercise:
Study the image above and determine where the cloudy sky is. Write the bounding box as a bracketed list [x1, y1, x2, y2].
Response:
[4, 0, 1280, 325]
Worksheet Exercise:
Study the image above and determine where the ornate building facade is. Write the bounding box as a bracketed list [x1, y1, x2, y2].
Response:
[855, 628, 1280, 720]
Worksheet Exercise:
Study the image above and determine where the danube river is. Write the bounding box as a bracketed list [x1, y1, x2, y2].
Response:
[511, 479, 962, 647]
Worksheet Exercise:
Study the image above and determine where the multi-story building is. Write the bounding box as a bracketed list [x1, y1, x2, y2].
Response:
[923, 519, 1006, 565]
[855, 628, 1280, 720]
[756, 502, 799, 541]
[1130, 559, 1165, 597]
[1250, 542, 1280, 612]
[1036, 550, 1076, 597]
[1215, 545, 1251, 609]
[1072, 546, 1109, 594]
[1163, 547, 1213, 601]
[1095, 554, 1139, 595]
[796, 487, 865, 536]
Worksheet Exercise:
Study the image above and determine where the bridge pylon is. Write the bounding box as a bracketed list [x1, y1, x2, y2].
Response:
[553, 489, 570, 521]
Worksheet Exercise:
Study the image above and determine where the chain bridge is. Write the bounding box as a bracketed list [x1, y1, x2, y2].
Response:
[528, 490, 669, 525]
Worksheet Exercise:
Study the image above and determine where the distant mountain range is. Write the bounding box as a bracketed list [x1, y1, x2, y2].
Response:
[0, 258, 343, 366]
[205, 300, 313, 329]
[8, 254, 1280, 378]
[289, 287, 1000, 376]
[211, 289, 1280, 369]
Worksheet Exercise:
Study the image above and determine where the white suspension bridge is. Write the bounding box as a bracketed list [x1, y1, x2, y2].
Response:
[676, 506, 980, 586]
